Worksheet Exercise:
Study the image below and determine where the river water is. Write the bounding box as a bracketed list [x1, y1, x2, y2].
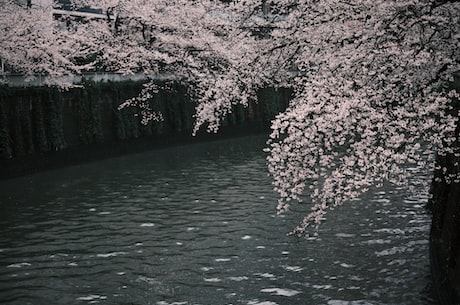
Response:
[0, 135, 436, 305]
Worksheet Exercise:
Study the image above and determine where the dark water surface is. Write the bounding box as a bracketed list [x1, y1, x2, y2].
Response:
[0, 135, 436, 305]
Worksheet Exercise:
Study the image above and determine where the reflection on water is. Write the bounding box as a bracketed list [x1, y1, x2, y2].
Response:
[0, 135, 436, 305]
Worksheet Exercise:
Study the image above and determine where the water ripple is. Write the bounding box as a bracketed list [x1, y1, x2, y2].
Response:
[0, 135, 436, 305]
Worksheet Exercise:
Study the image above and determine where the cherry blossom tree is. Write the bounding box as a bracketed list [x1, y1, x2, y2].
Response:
[1, 0, 459, 233]
[0, 0, 102, 87]
[260, 0, 460, 233]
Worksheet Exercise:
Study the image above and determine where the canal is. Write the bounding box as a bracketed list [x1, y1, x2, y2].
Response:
[0, 135, 436, 305]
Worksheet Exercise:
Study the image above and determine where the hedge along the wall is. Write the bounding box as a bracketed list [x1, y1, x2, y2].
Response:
[163, 84, 184, 133]
[146, 85, 166, 136]
[257, 88, 275, 122]
[32, 89, 50, 153]
[137, 86, 165, 137]
[10, 94, 26, 156]
[233, 104, 246, 125]
[0, 88, 12, 158]
[111, 81, 127, 140]
[21, 94, 35, 155]
[72, 80, 104, 144]
[87, 81, 104, 143]
[177, 84, 194, 131]
[111, 81, 291, 137]
[110, 80, 144, 140]
[123, 82, 141, 139]
[112, 80, 188, 138]
[0, 80, 292, 160]
[257, 87, 293, 123]
[244, 99, 260, 122]
[45, 87, 66, 151]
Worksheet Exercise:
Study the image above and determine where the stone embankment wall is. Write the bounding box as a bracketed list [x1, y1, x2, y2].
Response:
[0, 80, 291, 179]
[428, 77, 460, 305]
